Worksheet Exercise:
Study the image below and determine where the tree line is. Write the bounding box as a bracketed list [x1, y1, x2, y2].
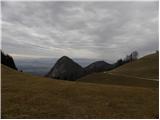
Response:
[114, 51, 138, 68]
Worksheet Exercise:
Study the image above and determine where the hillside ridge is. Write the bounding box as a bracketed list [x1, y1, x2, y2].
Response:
[2, 64, 158, 118]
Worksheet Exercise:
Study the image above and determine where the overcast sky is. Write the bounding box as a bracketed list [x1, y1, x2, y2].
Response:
[1, 1, 158, 62]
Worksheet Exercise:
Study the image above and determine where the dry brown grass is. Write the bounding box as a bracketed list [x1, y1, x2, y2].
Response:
[1, 64, 159, 118]
[110, 53, 159, 79]
[79, 53, 159, 88]
[79, 72, 158, 88]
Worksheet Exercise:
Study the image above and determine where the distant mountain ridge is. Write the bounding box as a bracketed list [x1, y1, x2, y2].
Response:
[46, 56, 85, 81]
[46, 56, 112, 80]
[84, 61, 113, 74]
[14, 58, 97, 76]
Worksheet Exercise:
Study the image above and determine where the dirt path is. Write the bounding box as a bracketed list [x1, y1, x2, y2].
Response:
[108, 73, 159, 81]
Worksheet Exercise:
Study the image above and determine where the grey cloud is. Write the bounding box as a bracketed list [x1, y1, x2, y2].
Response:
[1, 1, 158, 61]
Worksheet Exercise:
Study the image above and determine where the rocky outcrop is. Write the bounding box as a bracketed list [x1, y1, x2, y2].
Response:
[46, 56, 85, 81]
[1, 51, 17, 70]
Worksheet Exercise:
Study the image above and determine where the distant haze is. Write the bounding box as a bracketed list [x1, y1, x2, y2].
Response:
[2, 1, 158, 62]
[14, 57, 104, 76]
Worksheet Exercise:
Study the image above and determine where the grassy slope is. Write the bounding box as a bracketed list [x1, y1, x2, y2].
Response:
[110, 53, 159, 79]
[1, 64, 158, 118]
[79, 53, 159, 87]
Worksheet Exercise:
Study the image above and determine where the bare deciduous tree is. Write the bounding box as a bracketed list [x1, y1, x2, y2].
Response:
[124, 51, 138, 62]
[131, 51, 138, 60]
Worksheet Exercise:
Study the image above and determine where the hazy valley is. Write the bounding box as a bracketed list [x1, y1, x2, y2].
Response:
[1, 51, 159, 118]
[1, 1, 158, 119]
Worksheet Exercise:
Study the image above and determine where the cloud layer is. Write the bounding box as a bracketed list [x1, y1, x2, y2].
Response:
[2, 1, 158, 61]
